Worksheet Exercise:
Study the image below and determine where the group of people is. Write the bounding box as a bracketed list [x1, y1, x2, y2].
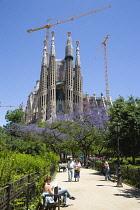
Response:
[67, 158, 82, 182]
[41, 158, 81, 207]
[41, 158, 111, 207]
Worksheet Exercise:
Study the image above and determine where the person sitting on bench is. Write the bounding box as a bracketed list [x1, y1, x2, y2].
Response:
[42, 175, 76, 207]
[58, 161, 67, 172]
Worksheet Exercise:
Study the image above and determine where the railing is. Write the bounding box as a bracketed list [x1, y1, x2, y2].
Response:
[90, 160, 140, 188]
[0, 164, 56, 210]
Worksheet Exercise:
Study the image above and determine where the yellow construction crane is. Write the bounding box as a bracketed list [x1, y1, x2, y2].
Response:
[27, 5, 111, 33]
[0, 103, 26, 110]
[96, 34, 110, 98]
[27, 5, 111, 62]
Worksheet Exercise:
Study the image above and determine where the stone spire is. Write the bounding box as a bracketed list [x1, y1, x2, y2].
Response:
[100, 92, 105, 107]
[47, 31, 56, 120]
[65, 32, 73, 60]
[75, 41, 81, 67]
[50, 31, 55, 56]
[73, 40, 83, 112]
[42, 40, 47, 66]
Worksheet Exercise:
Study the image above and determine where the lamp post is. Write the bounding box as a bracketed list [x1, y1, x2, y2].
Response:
[114, 122, 123, 187]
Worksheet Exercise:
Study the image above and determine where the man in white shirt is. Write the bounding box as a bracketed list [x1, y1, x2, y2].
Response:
[67, 158, 75, 182]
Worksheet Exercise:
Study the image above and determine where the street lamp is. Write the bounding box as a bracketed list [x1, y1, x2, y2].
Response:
[114, 122, 123, 187]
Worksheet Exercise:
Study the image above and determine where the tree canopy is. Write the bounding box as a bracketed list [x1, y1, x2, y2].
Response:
[3, 96, 140, 165]
[107, 95, 140, 163]
[5, 109, 25, 124]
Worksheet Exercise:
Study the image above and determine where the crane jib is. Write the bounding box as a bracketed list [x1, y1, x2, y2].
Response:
[27, 5, 111, 33]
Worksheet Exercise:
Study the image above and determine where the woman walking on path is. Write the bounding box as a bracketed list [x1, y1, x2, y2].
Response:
[103, 160, 110, 181]
[74, 159, 81, 182]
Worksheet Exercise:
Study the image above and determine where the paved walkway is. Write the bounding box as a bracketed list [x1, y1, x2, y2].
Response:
[54, 167, 140, 210]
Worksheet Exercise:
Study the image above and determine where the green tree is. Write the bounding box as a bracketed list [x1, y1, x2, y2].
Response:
[5, 109, 25, 124]
[57, 139, 81, 159]
[62, 120, 99, 166]
[93, 129, 109, 157]
[108, 96, 140, 164]
[5, 138, 47, 156]
[0, 126, 4, 134]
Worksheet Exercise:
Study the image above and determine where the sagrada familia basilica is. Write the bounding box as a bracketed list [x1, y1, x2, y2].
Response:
[25, 31, 112, 124]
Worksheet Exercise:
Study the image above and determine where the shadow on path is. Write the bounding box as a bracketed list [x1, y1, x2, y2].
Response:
[96, 184, 115, 187]
[61, 204, 73, 208]
[114, 188, 140, 200]
[89, 171, 103, 176]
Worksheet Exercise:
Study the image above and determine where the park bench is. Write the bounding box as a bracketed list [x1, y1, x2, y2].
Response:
[37, 187, 61, 210]
[58, 164, 67, 172]
[110, 164, 118, 181]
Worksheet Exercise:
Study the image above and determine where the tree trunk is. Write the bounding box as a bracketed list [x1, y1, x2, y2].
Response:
[51, 144, 59, 155]
[132, 155, 136, 165]
[83, 151, 88, 167]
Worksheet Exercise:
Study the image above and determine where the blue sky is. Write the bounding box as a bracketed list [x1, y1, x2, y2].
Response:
[0, 0, 140, 126]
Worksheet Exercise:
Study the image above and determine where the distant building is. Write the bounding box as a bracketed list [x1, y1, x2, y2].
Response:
[25, 32, 112, 124]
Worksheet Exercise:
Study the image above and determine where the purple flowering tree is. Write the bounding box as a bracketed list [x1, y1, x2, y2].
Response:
[5, 102, 109, 162]
[6, 123, 44, 140]
[41, 121, 69, 154]
[59, 103, 109, 166]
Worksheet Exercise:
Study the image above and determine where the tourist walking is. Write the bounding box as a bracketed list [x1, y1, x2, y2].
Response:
[103, 160, 110, 180]
[74, 159, 81, 182]
[67, 157, 75, 182]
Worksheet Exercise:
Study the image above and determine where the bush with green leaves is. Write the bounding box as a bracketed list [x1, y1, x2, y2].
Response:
[0, 150, 59, 187]
[121, 165, 140, 188]
[6, 138, 47, 156]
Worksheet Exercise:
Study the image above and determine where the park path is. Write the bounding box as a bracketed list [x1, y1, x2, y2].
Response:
[54, 167, 140, 210]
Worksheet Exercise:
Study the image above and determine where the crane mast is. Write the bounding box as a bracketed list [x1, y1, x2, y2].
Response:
[102, 35, 110, 98]
[96, 35, 110, 98]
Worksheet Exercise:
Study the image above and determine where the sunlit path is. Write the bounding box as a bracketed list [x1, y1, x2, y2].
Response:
[54, 167, 140, 210]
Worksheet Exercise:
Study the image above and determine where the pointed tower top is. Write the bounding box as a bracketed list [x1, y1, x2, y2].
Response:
[86, 92, 89, 98]
[76, 40, 80, 45]
[68, 31, 71, 36]
[75, 40, 81, 67]
[65, 32, 73, 60]
[50, 31, 55, 56]
[43, 40, 47, 45]
[100, 92, 105, 107]
[51, 31, 55, 35]
[42, 40, 47, 66]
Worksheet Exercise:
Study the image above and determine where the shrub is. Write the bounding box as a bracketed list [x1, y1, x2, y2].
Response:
[0, 150, 59, 187]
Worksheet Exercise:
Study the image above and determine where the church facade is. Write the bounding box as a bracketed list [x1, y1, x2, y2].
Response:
[25, 32, 111, 124]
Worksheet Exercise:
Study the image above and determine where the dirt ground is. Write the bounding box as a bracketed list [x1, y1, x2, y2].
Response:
[54, 167, 140, 210]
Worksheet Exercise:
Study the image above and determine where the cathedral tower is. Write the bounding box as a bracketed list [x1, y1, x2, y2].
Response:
[25, 32, 111, 124]
[73, 41, 83, 112]
[47, 31, 56, 120]
[65, 32, 74, 114]
[38, 40, 48, 122]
